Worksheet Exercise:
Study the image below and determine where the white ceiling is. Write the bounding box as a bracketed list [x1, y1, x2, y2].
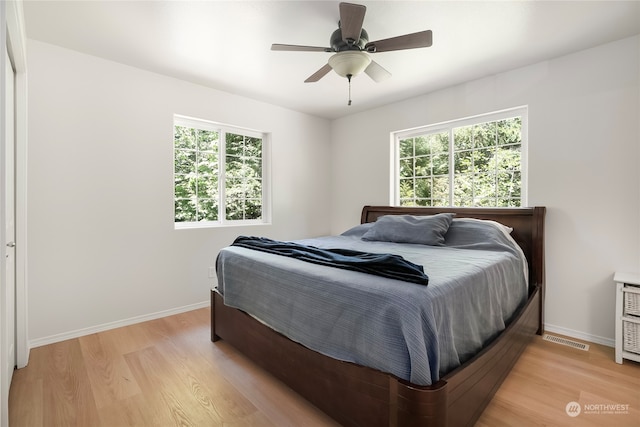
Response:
[23, 1, 640, 120]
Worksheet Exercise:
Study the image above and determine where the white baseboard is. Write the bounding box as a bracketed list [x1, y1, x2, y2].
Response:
[29, 300, 210, 349]
[28, 307, 614, 352]
[544, 323, 615, 348]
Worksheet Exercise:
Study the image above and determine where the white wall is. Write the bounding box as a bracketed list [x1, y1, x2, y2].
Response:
[26, 40, 332, 345]
[330, 36, 640, 345]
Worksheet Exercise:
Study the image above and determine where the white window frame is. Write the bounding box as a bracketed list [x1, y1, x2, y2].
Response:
[174, 115, 271, 229]
[392, 106, 528, 207]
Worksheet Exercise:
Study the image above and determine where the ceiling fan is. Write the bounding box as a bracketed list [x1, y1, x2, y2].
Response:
[271, 2, 433, 104]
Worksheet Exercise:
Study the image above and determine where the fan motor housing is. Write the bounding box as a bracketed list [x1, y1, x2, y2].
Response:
[331, 28, 369, 51]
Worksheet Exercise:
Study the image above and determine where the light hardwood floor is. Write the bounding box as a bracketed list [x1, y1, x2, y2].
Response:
[9, 307, 640, 426]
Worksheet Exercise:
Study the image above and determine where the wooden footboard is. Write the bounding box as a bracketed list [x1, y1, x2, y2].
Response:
[212, 290, 444, 426]
[444, 285, 540, 425]
[212, 286, 540, 426]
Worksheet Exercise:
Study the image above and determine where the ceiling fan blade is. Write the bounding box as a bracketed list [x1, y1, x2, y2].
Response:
[365, 30, 433, 53]
[271, 44, 331, 52]
[339, 2, 366, 45]
[364, 60, 391, 83]
[305, 63, 333, 83]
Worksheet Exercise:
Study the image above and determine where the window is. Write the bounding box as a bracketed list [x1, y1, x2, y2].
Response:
[394, 107, 526, 207]
[174, 115, 270, 227]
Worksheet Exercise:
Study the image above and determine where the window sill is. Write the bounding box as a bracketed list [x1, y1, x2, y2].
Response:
[174, 220, 271, 230]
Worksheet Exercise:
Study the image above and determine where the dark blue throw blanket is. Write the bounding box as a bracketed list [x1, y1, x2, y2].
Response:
[231, 236, 429, 285]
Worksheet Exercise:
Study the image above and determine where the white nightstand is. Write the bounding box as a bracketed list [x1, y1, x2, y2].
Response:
[614, 272, 640, 364]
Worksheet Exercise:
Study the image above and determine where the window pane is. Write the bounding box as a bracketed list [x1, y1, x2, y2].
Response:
[474, 122, 496, 148]
[473, 148, 495, 172]
[497, 198, 520, 207]
[432, 176, 449, 201]
[432, 132, 449, 154]
[225, 178, 244, 197]
[225, 156, 244, 178]
[196, 175, 217, 199]
[415, 156, 430, 176]
[453, 196, 471, 207]
[245, 178, 262, 198]
[226, 133, 244, 156]
[415, 178, 431, 198]
[174, 126, 196, 150]
[415, 136, 430, 156]
[400, 158, 413, 178]
[432, 154, 449, 175]
[244, 137, 262, 158]
[245, 200, 262, 220]
[174, 174, 191, 199]
[497, 117, 521, 145]
[399, 178, 414, 199]
[497, 171, 521, 198]
[198, 152, 218, 175]
[453, 126, 472, 150]
[224, 132, 263, 221]
[399, 138, 413, 158]
[175, 199, 197, 222]
[454, 150, 473, 173]
[244, 158, 262, 178]
[453, 174, 472, 205]
[496, 145, 521, 170]
[197, 199, 217, 221]
[226, 199, 244, 220]
[197, 129, 218, 152]
[473, 198, 495, 207]
[175, 150, 196, 175]
[474, 172, 496, 199]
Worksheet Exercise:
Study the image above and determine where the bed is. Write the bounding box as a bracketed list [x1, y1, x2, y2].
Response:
[211, 205, 545, 426]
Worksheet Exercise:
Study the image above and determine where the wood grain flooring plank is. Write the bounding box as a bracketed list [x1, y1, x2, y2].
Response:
[477, 336, 640, 427]
[8, 377, 43, 427]
[95, 321, 159, 358]
[154, 339, 263, 424]
[212, 341, 340, 427]
[123, 345, 212, 426]
[78, 332, 143, 408]
[96, 394, 155, 427]
[42, 339, 101, 427]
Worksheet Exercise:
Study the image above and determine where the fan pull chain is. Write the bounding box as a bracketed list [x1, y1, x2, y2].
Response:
[347, 74, 352, 106]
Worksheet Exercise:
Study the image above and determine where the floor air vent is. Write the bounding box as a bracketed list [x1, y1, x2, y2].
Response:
[542, 334, 589, 351]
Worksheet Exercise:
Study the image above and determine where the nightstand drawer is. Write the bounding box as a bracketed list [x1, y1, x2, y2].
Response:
[623, 319, 640, 354]
[624, 288, 640, 317]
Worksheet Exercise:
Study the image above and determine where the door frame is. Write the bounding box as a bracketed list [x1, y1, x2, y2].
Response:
[3, 0, 28, 369]
[6, 0, 28, 372]
[0, 1, 27, 422]
[2, 42, 16, 427]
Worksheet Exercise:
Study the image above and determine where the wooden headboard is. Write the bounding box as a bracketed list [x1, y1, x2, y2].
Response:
[361, 206, 546, 297]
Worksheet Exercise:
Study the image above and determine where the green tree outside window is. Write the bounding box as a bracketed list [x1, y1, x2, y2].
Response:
[174, 117, 265, 225]
[398, 113, 524, 207]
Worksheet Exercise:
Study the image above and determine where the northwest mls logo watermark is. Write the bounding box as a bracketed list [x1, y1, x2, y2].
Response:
[565, 401, 630, 417]
[565, 402, 581, 417]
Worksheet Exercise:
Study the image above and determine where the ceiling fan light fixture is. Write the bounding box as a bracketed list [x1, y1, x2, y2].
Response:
[328, 51, 371, 78]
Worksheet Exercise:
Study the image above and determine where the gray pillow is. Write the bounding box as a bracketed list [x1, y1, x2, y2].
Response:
[361, 213, 455, 246]
[340, 222, 375, 237]
[444, 218, 513, 248]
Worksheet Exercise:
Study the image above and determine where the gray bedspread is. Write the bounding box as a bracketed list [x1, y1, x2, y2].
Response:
[215, 221, 528, 386]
